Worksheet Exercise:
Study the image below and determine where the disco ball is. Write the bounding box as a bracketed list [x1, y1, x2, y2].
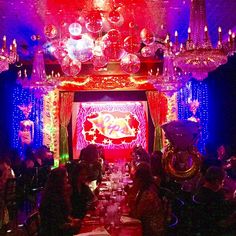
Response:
[61, 56, 82, 76]
[140, 28, 155, 45]
[44, 24, 58, 39]
[85, 11, 103, 33]
[108, 9, 121, 23]
[120, 53, 141, 74]
[123, 36, 140, 53]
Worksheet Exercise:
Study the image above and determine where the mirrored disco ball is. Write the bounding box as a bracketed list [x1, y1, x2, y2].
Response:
[85, 11, 103, 33]
[44, 24, 58, 39]
[120, 53, 141, 74]
[61, 56, 82, 76]
[140, 28, 155, 45]
[123, 35, 140, 53]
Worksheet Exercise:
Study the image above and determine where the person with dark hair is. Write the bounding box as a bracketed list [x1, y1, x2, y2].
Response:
[193, 166, 236, 235]
[79, 145, 102, 188]
[129, 145, 150, 179]
[0, 157, 15, 192]
[150, 150, 165, 184]
[39, 167, 81, 236]
[195, 166, 226, 203]
[127, 162, 166, 236]
[0, 156, 15, 229]
[71, 163, 97, 219]
[8, 148, 23, 178]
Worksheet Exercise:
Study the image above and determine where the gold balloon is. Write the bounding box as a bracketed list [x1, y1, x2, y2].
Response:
[162, 145, 202, 181]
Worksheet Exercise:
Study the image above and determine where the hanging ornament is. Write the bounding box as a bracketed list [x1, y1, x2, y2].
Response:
[68, 22, 82, 37]
[44, 24, 57, 39]
[85, 10, 103, 33]
[92, 55, 108, 68]
[120, 53, 141, 74]
[108, 9, 121, 23]
[140, 28, 155, 45]
[44, 24, 58, 39]
[51, 40, 68, 63]
[103, 42, 126, 61]
[66, 34, 94, 62]
[123, 35, 140, 53]
[141, 45, 155, 57]
[61, 56, 81, 76]
[106, 29, 121, 43]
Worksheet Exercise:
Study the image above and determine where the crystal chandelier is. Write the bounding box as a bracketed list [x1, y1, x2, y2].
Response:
[0, 36, 18, 73]
[173, 0, 231, 81]
[17, 45, 59, 98]
[148, 42, 192, 97]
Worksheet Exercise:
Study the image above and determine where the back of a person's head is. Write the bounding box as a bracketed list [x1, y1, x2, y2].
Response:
[82, 144, 99, 162]
[204, 166, 225, 184]
[41, 167, 70, 214]
[71, 163, 88, 186]
[150, 151, 163, 176]
[134, 162, 153, 187]
[44, 167, 67, 194]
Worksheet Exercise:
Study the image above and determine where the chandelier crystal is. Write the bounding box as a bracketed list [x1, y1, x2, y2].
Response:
[17, 45, 59, 98]
[0, 36, 18, 73]
[148, 44, 191, 97]
[173, 0, 230, 81]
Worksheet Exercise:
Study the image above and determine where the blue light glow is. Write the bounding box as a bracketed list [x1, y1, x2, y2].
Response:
[12, 85, 43, 157]
[177, 80, 209, 153]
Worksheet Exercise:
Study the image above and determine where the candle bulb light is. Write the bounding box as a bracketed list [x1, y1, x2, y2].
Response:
[228, 29, 233, 48]
[3, 35, 7, 50]
[188, 27, 191, 41]
[13, 39, 17, 52]
[0, 35, 18, 73]
[175, 30, 178, 44]
[218, 26, 222, 42]
[24, 69, 27, 78]
[232, 33, 235, 51]
[204, 26, 208, 40]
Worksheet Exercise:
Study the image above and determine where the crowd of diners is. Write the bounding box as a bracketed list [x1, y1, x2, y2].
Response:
[0, 143, 236, 236]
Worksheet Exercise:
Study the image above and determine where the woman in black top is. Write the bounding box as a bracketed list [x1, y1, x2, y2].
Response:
[71, 163, 96, 219]
[39, 167, 80, 236]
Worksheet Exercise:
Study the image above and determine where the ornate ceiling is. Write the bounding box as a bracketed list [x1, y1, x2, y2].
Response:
[1, 0, 236, 62]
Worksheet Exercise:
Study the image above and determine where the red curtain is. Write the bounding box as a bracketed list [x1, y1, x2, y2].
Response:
[146, 91, 168, 151]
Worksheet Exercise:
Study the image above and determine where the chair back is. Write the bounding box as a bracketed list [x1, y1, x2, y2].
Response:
[24, 211, 40, 236]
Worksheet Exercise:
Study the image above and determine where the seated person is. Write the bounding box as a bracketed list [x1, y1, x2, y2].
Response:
[38, 145, 54, 167]
[127, 162, 166, 236]
[71, 163, 97, 219]
[0, 157, 15, 229]
[79, 144, 102, 186]
[150, 150, 166, 185]
[194, 166, 236, 235]
[0, 157, 15, 193]
[39, 167, 81, 236]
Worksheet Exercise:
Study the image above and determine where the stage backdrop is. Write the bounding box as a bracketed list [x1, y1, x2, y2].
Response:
[72, 101, 148, 161]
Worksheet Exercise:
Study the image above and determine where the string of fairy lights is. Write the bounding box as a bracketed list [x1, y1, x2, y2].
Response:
[11, 81, 209, 158]
[12, 85, 43, 155]
[177, 80, 209, 153]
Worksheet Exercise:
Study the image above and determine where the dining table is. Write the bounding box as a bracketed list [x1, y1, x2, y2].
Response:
[75, 162, 143, 236]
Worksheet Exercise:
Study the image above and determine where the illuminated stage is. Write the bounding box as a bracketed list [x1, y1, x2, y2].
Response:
[72, 100, 148, 161]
